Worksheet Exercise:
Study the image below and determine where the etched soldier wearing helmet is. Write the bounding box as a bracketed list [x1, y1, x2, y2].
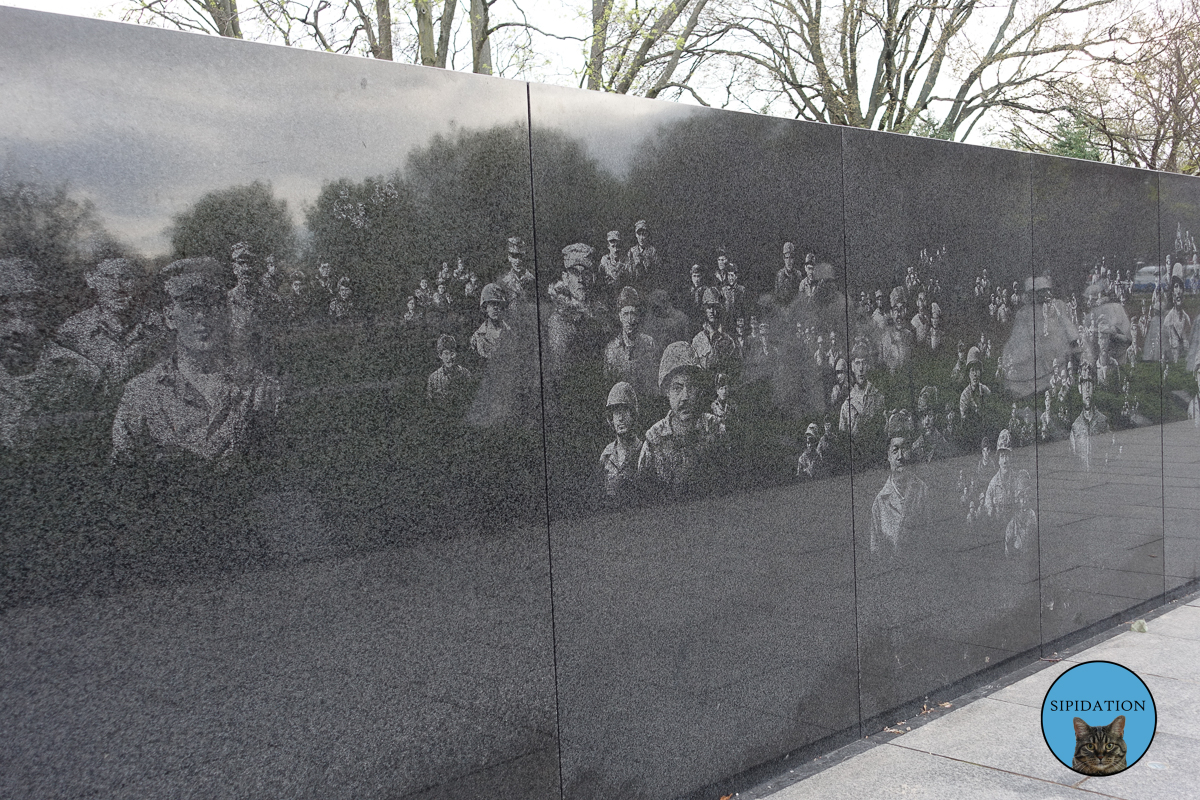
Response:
[638, 341, 726, 490]
[691, 286, 736, 372]
[470, 282, 511, 360]
[599, 381, 643, 500]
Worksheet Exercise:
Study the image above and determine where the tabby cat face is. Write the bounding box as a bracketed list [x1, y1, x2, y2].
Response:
[1071, 715, 1128, 776]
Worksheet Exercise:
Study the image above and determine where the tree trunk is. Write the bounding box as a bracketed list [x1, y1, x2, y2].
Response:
[416, 0, 436, 66]
[375, 0, 393, 60]
[207, 0, 242, 38]
[587, 0, 611, 90]
[437, 0, 457, 68]
[470, 0, 492, 74]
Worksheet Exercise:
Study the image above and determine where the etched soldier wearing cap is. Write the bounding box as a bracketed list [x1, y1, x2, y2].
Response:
[2, 258, 101, 449]
[470, 283, 511, 360]
[599, 381, 643, 500]
[870, 410, 929, 554]
[603, 285, 658, 397]
[1070, 361, 1110, 470]
[983, 429, 1018, 520]
[57, 256, 161, 388]
[112, 257, 278, 462]
[910, 385, 952, 463]
[839, 339, 883, 436]
[692, 287, 737, 372]
[625, 220, 660, 285]
[775, 242, 802, 305]
[225, 243, 260, 341]
[425, 333, 473, 410]
[959, 345, 991, 430]
[638, 341, 726, 490]
[498, 236, 534, 301]
[546, 243, 597, 375]
[600, 230, 628, 286]
[796, 252, 819, 299]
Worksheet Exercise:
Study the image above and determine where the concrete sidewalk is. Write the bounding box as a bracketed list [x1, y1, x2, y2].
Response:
[746, 593, 1200, 800]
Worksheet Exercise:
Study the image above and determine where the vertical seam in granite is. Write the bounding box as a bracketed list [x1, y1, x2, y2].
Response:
[839, 128, 865, 739]
[1157, 171, 1167, 601]
[525, 81, 566, 800]
[1030, 156, 1045, 656]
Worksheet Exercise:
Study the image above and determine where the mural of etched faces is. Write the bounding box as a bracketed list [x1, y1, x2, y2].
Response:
[1161, 174, 1200, 590]
[1030, 156, 1165, 646]
[840, 129, 1039, 726]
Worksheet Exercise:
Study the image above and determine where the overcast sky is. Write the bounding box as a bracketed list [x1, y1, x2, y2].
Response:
[1, 4, 701, 256]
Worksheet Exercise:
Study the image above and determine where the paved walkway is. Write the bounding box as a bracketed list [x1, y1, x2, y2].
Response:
[747, 592, 1200, 800]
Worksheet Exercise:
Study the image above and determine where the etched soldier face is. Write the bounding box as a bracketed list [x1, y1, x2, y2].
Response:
[917, 292, 927, 313]
[704, 304, 720, 325]
[783, 252, 794, 270]
[608, 238, 619, 253]
[968, 364, 981, 389]
[1080, 379, 1094, 409]
[439, 347, 457, 367]
[485, 301, 503, 322]
[997, 449, 1011, 473]
[419, 279, 429, 291]
[619, 305, 639, 336]
[318, 263, 331, 279]
[757, 321, 768, 339]
[635, 229, 648, 247]
[508, 252, 524, 273]
[291, 279, 303, 295]
[609, 405, 634, 436]
[89, 265, 136, 315]
[921, 411, 935, 433]
[691, 273, 701, 287]
[0, 296, 45, 376]
[717, 254, 728, 271]
[735, 318, 745, 335]
[851, 356, 867, 385]
[887, 437, 907, 472]
[726, 271, 737, 286]
[166, 285, 230, 356]
[716, 384, 727, 400]
[338, 284, 352, 300]
[666, 370, 700, 423]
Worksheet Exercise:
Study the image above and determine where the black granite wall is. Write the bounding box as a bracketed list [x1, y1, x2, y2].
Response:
[1, 8, 1197, 800]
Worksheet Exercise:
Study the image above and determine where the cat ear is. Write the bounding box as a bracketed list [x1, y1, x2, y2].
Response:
[1074, 717, 1091, 738]
[1109, 715, 1125, 737]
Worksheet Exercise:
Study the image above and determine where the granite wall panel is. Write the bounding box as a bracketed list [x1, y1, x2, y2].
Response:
[528, 85, 859, 799]
[1030, 156, 1165, 645]
[0, 9, 557, 800]
[841, 130, 1039, 725]
[1158, 171, 1200, 592]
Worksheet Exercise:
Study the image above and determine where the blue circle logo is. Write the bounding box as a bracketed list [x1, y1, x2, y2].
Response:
[1041, 660, 1156, 776]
